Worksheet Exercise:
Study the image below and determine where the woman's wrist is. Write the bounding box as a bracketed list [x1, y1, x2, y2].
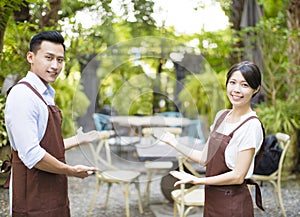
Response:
[194, 177, 204, 185]
[170, 138, 178, 147]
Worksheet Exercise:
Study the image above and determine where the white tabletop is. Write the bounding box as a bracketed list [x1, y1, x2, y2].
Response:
[135, 136, 204, 161]
[110, 115, 191, 128]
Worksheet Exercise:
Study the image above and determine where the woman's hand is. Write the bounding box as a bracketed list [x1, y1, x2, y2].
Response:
[169, 170, 202, 186]
[153, 130, 178, 147]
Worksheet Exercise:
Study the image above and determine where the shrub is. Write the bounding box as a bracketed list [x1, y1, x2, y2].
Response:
[0, 94, 9, 148]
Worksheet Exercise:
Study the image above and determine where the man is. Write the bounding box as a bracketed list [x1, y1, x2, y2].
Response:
[5, 31, 99, 217]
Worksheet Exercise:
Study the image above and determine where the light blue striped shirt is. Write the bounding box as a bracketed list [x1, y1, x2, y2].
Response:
[5, 71, 56, 169]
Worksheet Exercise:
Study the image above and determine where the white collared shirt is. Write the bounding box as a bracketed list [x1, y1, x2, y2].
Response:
[5, 71, 56, 169]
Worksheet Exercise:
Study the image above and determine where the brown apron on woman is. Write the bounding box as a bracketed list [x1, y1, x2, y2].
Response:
[204, 110, 264, 217]
[11, 82, 70, 217]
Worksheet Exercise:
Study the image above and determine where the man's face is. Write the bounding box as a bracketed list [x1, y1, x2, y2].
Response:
[27, 40, 65, 84]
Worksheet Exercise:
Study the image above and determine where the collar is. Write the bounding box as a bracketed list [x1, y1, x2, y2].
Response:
[22, 71, 55, 97]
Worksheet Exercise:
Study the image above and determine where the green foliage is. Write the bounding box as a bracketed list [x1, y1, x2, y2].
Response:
[195, 28, 234, 73]
[217, 0, 231, 17]
[239, 13, 300, 171]
[60, 0, 98, 18]
[256, 99, 300, 135]
[100, 64, 154, 115]
[258, 0, 289, 18]
[0, 94, 9, 148]
[179, 67, 228, 123]
[53, 74, 90, 137]
[256, 15, 289, 103]
[256, 98, 300, 172]
[0, 0, 25, 28]
[0, 19, 34, 83]
[241, 14, 300, 134]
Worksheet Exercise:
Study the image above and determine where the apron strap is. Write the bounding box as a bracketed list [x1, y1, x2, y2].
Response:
[228, 116, 258, 137]
[246, 178, 265, 211]
[17, 81, 48, 105]
[212, 110, 230, 132]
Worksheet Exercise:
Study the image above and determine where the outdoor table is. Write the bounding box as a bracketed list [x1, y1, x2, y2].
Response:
[135, 136, 204, 161]
[110, 115, 191, 137]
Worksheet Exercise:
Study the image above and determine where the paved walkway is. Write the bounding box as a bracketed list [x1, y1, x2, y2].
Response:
[1, 146, 300, 217]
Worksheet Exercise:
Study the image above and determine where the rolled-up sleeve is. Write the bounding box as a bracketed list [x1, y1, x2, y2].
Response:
[5, 85, 47, 169]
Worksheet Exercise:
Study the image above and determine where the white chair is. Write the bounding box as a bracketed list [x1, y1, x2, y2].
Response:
[171, 154, 205, 217]
[93, 113, 140, 157]
[141, 127, 182, 205]
[87, 131, 143, 217]
[251, 132, 291, 217]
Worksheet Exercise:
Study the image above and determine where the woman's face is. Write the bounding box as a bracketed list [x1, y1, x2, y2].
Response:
[226, 70, 257, 108]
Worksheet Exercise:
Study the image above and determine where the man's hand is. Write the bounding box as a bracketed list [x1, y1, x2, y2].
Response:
[76, 127, 101, 144]
[69, 165, 98, 179]
[35, 153, 98, 178]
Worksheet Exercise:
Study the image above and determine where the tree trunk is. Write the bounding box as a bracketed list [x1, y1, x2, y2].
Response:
[152, 58, 163, 114]
[286, 0, 300, 173]
[0, 12, 9, 62]
[40, 0, 62, 28]
[286, 0, 300, 88]
[14, 1, 30, 22]
[228, 0, 245, 65]
[77, 54, 101, 131]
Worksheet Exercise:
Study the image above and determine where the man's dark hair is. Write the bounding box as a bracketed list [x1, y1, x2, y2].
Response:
[29, 31, 65, 53]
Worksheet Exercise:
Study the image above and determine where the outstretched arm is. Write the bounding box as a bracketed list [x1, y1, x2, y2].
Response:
[63, 127, 100, 150]
[154, 131, 204, 164]
[35, 127, 101, 178]
[170, 148, 255, 186]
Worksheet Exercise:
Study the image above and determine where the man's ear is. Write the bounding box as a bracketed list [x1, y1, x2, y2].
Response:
[26, 51, 34, 64]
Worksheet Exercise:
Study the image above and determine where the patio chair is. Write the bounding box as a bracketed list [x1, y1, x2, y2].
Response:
[93, 113, 112, 131]
[87, 131, 143, 217]
[171, 154, 205, 217]
[185, 119, 206, 144]
[93, 113, 140, 157]
[251, 132, 291, 217]
[141, 127, 182, 205]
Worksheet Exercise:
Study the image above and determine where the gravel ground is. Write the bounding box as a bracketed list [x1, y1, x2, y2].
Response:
[1, 146, 300, 217]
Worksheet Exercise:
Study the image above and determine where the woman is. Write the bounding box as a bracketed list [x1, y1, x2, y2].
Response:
[158, 61, 265, 216]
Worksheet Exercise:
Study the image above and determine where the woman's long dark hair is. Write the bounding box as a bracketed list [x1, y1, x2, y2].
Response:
[226, 61, 262, 97]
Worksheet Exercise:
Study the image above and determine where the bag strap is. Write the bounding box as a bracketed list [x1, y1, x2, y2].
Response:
[254, 123, 265, 170]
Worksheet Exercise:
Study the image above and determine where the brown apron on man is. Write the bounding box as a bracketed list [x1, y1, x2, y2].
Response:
[11, 82, 70, 217]
[204, 110, 264, 217]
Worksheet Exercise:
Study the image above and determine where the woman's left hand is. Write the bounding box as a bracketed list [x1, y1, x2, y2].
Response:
[169, 170, 201, 186]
